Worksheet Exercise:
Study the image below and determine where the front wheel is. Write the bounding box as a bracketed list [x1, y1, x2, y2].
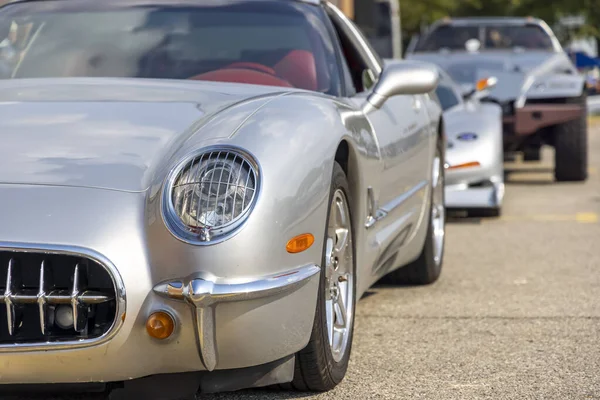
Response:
[385, 137, 446, 285]
[554, 94, 588, 182]
[287, 162, 356, 391]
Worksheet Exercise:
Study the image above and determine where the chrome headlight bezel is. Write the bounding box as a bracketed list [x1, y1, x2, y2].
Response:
[162, 145, 262, 245]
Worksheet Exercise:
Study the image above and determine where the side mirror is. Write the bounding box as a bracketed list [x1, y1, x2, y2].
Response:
[463, 77, 498, 100]
[363, 60, 439, 114]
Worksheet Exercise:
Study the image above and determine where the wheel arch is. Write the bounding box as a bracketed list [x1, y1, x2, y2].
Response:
[334, 139, 361, 234]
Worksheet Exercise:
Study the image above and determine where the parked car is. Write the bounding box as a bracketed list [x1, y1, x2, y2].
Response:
[406, 17, 588, 182]
[434, 68, 505, 217]
[0, 0, 444, 398]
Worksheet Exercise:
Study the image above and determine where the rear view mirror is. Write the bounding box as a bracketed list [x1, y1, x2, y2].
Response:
[363, 60, 439, 113]
[465, 38, 481, 53]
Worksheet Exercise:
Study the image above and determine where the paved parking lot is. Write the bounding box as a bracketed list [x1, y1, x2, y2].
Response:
[10, 121, 600, 400]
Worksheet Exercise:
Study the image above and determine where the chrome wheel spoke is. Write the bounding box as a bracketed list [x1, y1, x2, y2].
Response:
[326, 299, 334, 346]
[333, 199, 348, 230]
[334, 228, 349, 253]
[324, 189, 354, 363]
[334, 292, 347, 327]
[430, 151, 445, 266]
[325, 238, 335, 279]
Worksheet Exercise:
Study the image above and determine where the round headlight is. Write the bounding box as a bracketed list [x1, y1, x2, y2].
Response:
[163, 147, 260, 244]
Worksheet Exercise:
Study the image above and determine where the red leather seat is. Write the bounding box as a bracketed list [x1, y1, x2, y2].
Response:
[273, 50, 317, 92]
[189, 68, 293, 88]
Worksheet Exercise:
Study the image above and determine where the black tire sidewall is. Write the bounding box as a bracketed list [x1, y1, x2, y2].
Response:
[554, 92, 588, 181]
[315, 162, 356, 384]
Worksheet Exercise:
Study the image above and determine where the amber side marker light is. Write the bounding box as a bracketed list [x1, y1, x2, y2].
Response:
[448, 161, 481, 170]
[146, 311, 175, 340]
[286, 233, 315, 253]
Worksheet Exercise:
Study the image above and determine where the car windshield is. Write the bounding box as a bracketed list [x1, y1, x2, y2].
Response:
[436, 83, 460, 111]
[415, 23, 555, 52]
[0, 0, 340, 95]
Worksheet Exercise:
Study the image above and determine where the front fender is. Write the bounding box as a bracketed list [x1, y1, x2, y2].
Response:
[145, 92, 380, 287]
[520, 73, 585, 104]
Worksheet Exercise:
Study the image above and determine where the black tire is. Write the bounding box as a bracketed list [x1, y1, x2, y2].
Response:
[287, 162, 356, 392]
[468, 207, 501, 218]
[554, 93, 588, 182]
[385, 137, 445, 286]
[522, 147, 541, 162]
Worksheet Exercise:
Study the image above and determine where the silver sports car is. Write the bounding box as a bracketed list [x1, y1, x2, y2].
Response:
[406, 17, 588, 182]
[0, 0, 444, 398]
[435, 68, 504, 216]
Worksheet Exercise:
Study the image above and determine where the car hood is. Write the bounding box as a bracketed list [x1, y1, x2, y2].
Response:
[0, 78, 288, 192]
[409, 51, 564, 102]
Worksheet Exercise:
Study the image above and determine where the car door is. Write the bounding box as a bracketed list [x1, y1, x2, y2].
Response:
[325, 4, 434, 274]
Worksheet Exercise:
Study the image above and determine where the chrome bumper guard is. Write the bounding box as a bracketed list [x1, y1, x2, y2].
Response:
[153, 264, 320, 371]
[445, 182, 505, 209]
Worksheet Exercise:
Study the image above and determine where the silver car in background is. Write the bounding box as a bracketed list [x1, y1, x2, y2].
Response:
[435, 68, 504, 217]
[0, 0, 444, 398]
[407, 17, 588, 182]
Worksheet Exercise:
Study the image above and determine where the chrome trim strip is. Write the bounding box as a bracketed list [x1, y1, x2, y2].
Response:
[366, 181, 428, 228]
[0, 242, 126, 352]
[153, 264, 321, 371]
[379, 180, 428, 214]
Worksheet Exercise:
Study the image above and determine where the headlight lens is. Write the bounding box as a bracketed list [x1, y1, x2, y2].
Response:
[164, 148, 260, 243]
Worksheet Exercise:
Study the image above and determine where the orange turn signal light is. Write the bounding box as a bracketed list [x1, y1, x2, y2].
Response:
[448, 161, 481, 170]
[286, 233, 315, 254]
[476, 78, 489, 91]
[146, 311, 175, 340]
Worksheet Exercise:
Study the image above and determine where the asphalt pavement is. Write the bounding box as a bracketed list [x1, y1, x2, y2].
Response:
[589, 95, 600, 115]
[9, 121, 600, 400]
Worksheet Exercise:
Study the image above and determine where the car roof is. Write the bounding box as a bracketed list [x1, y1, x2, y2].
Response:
[431, 16, 546, 28]
[1, 0, 322, 7]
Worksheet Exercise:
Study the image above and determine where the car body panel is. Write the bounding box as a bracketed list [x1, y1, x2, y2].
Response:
[0, 78, 291, 192]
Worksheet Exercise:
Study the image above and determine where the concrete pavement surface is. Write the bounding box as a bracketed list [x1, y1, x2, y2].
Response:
[589, 95, 600, 115]
[7, 122, 600, 400]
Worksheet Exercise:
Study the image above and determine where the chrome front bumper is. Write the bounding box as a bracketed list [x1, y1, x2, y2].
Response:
[153, 265, 320, 371]
[445, 181, 505, 209]
[0, 262, 320, 384]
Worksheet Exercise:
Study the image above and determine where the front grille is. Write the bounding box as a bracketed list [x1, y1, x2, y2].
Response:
[0, 251, 118, 346]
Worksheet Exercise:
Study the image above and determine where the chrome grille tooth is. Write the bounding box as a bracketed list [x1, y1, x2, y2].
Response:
[0, 249, 121, 349]
[71, 264, 89, 333]
[4, 258, 18, 336]
[37, 260, 51, 335]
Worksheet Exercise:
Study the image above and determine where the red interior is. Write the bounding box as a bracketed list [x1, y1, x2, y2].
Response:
[189, 49, 319, 91]
[189, 68, 293, 88]
[274, 50, 317, 92]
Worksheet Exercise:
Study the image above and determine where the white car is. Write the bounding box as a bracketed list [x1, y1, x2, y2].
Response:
[435, 68, 505, 217]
